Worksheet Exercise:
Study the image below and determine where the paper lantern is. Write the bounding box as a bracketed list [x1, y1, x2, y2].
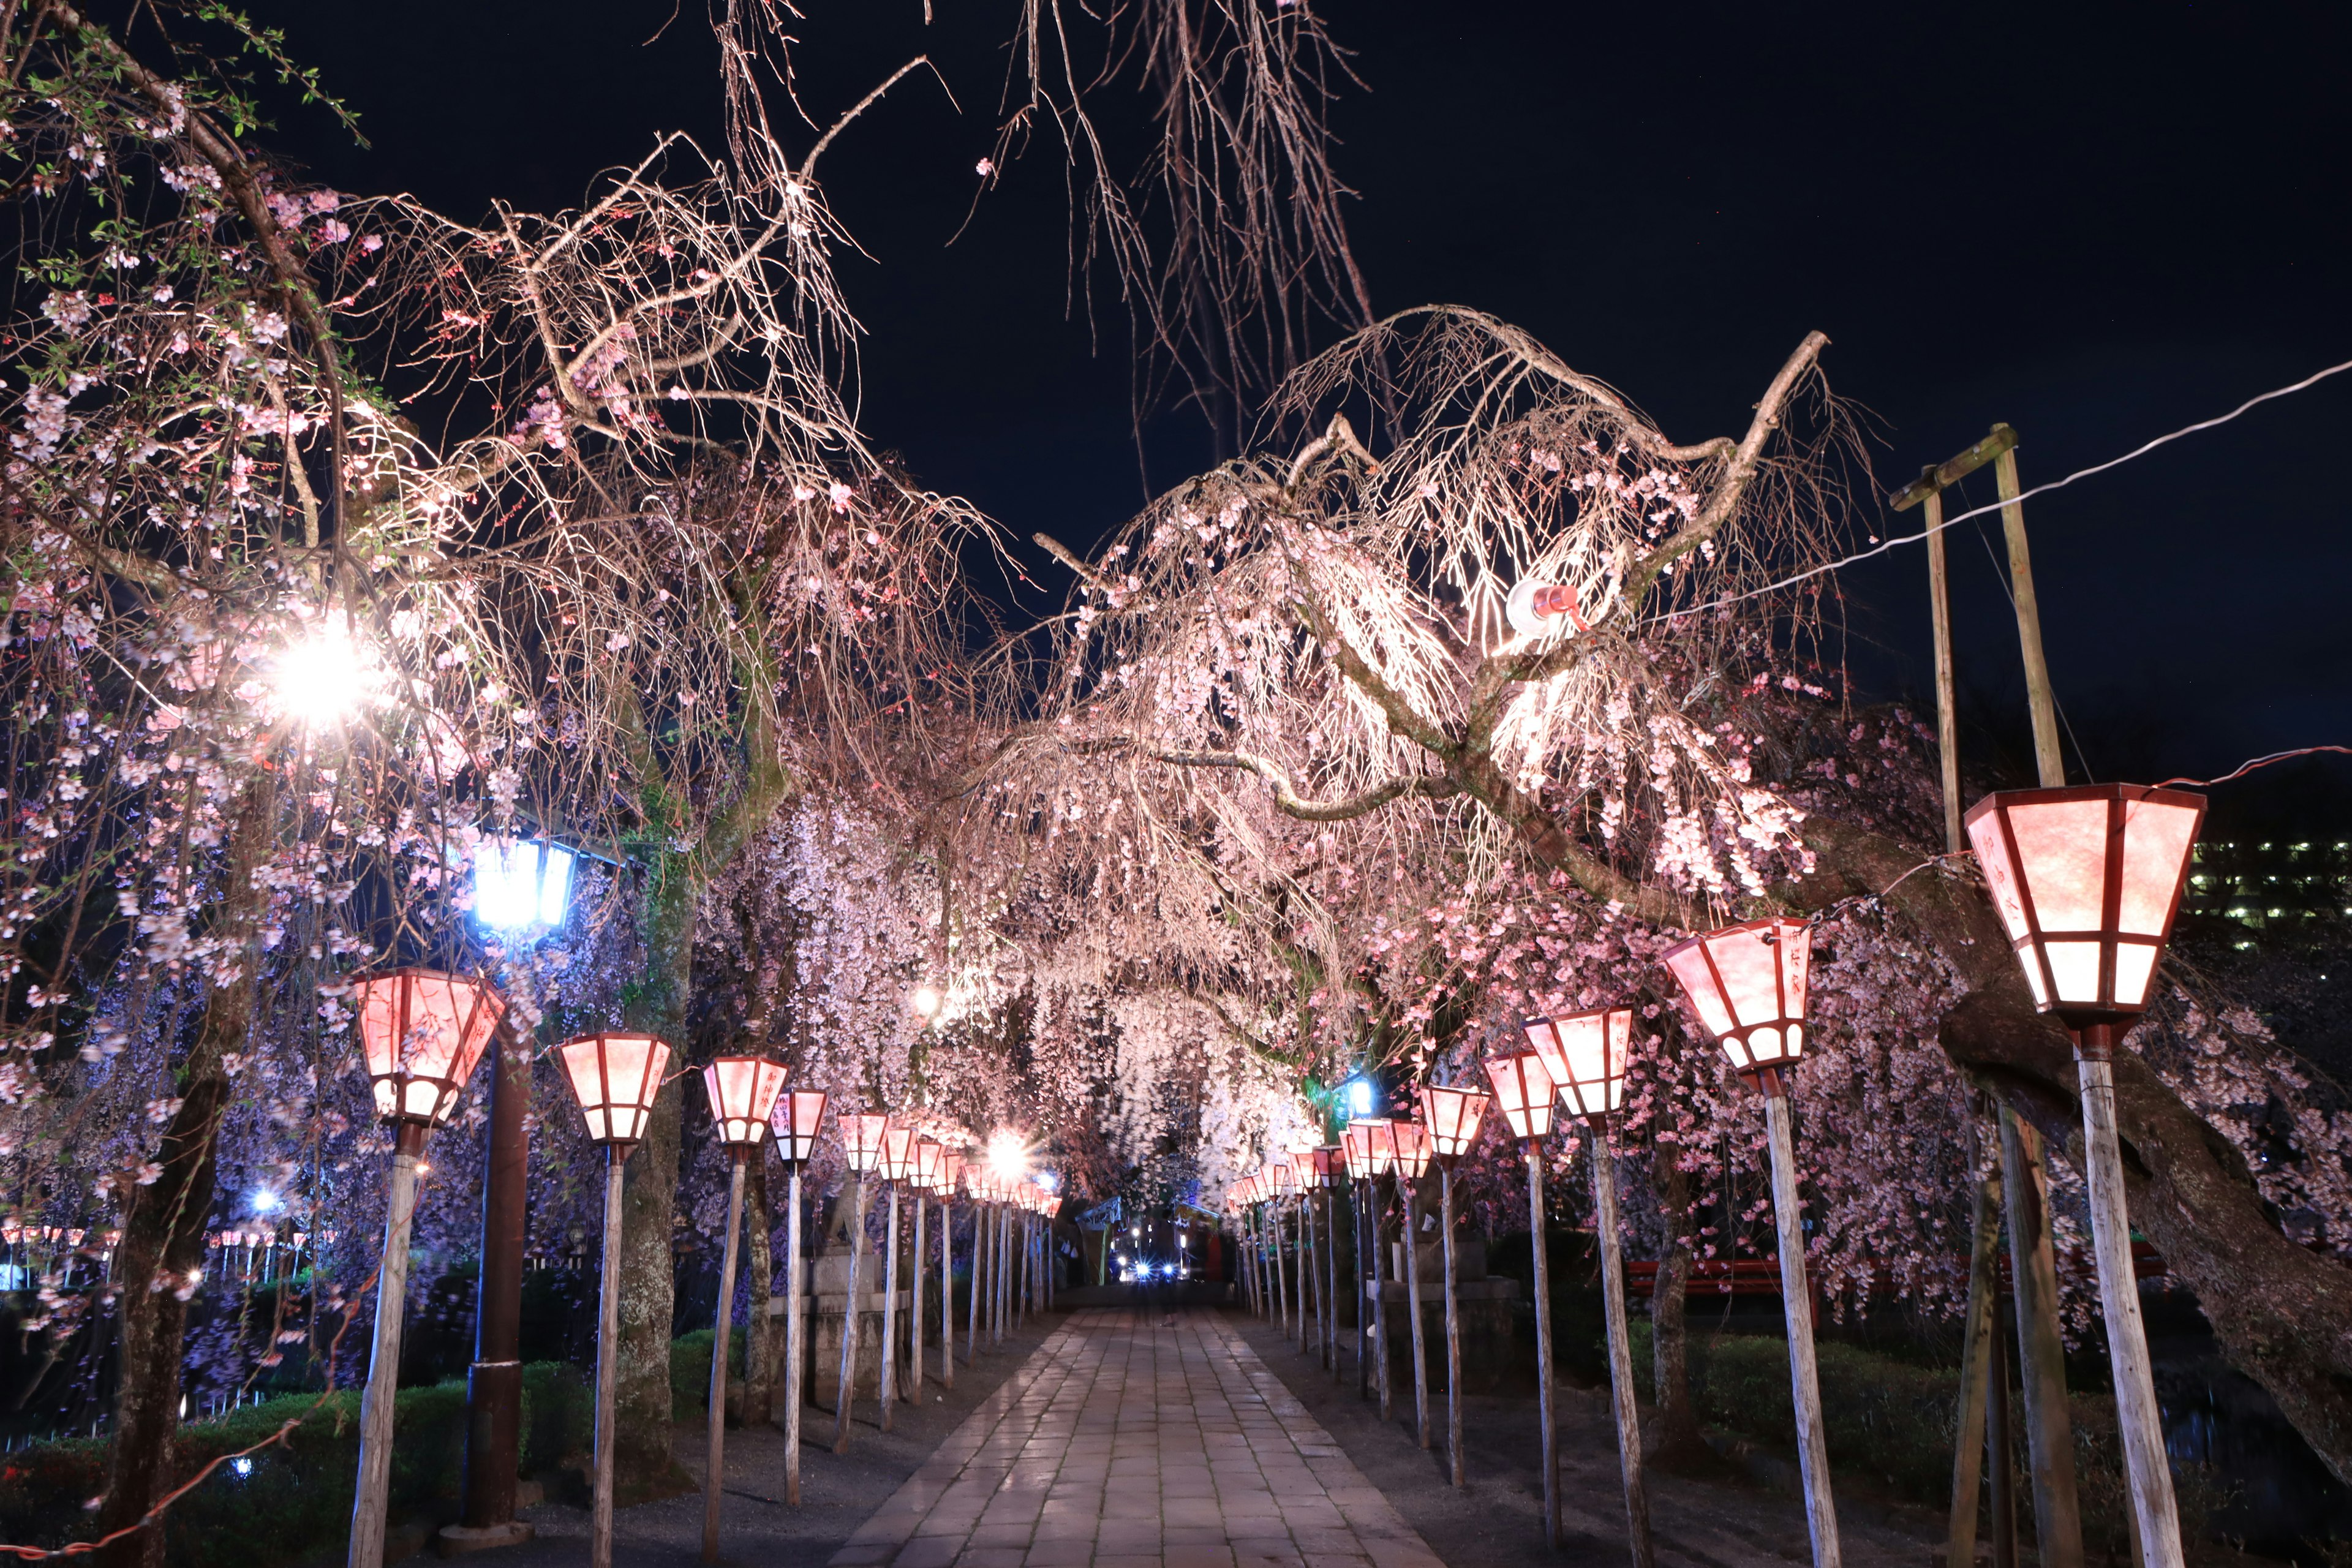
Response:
[1662, 916, 1811, 1078]
[879, 1125, 919, 1183]
[841, 1112, 889, 1175]
[1417, 1084, 1491, 1163]
[353, 969, 507, 1128]
[1390, 1120, 1433, 1183]
[1523, 1005, 1635, 1119]
[1482, 1051, 1556, 1142]
[915, 1138, 946, 1193]
[769, 1089, 827, 1166]
[702, 1057, 787, 1150]
[556, 1031, 672, 1148]
[1964, 783, 2206, 1026]
[1340, 1123, 1373, 1180]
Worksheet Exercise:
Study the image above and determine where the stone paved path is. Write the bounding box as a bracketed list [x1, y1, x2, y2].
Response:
[828, 1308, 1448, 1568]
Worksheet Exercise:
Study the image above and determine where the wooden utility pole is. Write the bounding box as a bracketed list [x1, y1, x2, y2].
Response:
[1892, 425, 2084, 1568]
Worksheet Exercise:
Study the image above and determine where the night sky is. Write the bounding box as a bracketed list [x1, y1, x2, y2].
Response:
[242, 1, 2352, 826]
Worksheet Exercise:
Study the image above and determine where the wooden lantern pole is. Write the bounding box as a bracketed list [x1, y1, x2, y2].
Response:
[966, 1198, 984, 1360]
[1946, 1126, 2002, 1568]
[1298, 1190, 1317, 1354]
[877, 1179, 901, 1431]
[1402, 1180, 1430, 1448]
[1372, 1178, 1392, 1420]
[1439, 1159, 1466, 1487]
[926, 1189, 945, 1382]
[1760, 1077, 1841, 1568]
[1325, 1187, 1343, 1379]
[2078, 1025, 2187, 1568]
[1274, 1198, 1293, 1338]
[1586, 1127, 1655, 1568]
[1354, 1179, 1372, 1396]
[784, 1164, 807, 1505]
[909, 1189, 925, 1403]
[701, 1147, 751, 1561]
[348, 1123, 428, 1568]
[1524, 1137, 1561, 1548]
[589, 1145, 630, 1568]
[831, 1175, 867, 1452]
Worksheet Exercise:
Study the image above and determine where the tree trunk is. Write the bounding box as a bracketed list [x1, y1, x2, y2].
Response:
[742, 1155, 775, 1427]
[1645, 1134, 1714, 1471]
[96, 784, 273, 1568]
[613, 865, 697, 1501]
[1800, 818, 2352, 1487]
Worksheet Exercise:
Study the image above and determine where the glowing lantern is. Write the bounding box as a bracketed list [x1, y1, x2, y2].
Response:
[1416, 1084, 1491, 1164]
[879, 1126, 919, 1183]
[472, 837, 576, 932]
[701, 1057, 787, 1150]
[769, 1090, 828, 1166]
[1390, 1120, 1433, 1183]
[1288, 1145, 1327, 1191]
[1662, 916, 1812, 1082]
[1523, 1005, 1635, 1120]
[916, 1138, 947, 1193]
[1482, 1052, 1556, 1143]
[353, 969, 507, 1128]
[838, 1112, 889, 1175]
[557, 1032, 672, 1148]
[1340, 1123, 1373, 1181]
[1964, 783, 2206, 1025]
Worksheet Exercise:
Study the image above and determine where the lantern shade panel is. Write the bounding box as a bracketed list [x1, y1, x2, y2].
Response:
[1662, 916, 1812, 1076]
[472, 838, 576, 931]
[1390, 1120, 1433, 1182]
[1482, 1052, 1557, 1142]
[1341, 1124, 1372, 1180]
[702, 1057, 788, 1148]
[1964, 783, 2206, 1025]
[842, 1112, 890, 1174]
[916, 1139, 946, 1192]
[880, 1126, 919, 1183]
[769, 1090, 828, 1165]
[355, 969, 507, 1128]
[1362, 1120, 1400, 1177]
[1523, 1006, 1634, 1118]
[1417, 1084, 1491, 1161]
[557, 1031, 673, 1147]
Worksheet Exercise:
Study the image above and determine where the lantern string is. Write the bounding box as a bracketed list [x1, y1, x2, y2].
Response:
[1681, 352, 2352, 615]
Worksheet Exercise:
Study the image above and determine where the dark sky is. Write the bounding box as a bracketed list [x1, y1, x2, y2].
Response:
[241, 1, 2352, 824]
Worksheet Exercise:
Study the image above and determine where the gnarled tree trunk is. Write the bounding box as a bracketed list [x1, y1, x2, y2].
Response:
[95, 784, 273, 1568]
[1644, 1150, 1715, 1471]
[742, 1155, 775, 1427]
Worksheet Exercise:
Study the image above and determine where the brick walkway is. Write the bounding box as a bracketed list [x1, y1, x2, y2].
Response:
[827, 1308, 1447, 1568]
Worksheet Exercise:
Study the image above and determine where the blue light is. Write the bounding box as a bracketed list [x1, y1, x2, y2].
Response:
[231, 1457, 254, 1479]
[473, 839, 576, 931]
[249, 1189, 282, 1215]
[1344, 1077, 1376, 1117]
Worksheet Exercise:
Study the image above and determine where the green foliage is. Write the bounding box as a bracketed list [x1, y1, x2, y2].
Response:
[0, 1365, 592, 1567]
[670, 1327, 748, 1420]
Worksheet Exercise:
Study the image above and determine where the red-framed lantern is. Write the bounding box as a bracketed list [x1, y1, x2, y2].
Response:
[1523, 1005, 1635, 1120]
[557, 1031, 673, 1149]
[1389, 1120, 1433, 1183]
[840, 1111, 889, 1174]
[1662, 916, 1812, 1083]
[1340, 1123, 1373, 1181]
[878, 1125, 919, 1183]
[915, 1138, 946, 1193]
[1359, 1119, 1398, 1179]
[703, 1057, 788, 1150]
[353, 968, 507, 1129]
[1417, 1084, 1491, 1164]
[769, 1089, 827, 1166]
[1964, 783, 2206, 1027]
[1482, 1050, 1556, 1143]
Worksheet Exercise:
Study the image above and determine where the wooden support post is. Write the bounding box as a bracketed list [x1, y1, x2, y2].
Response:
[1275, 1201, 1293, 1339]
[1589, 1134, 1655, 1568]
[2075, 1030, 2185, 1568]
[701, 1151, 748, 1561]
[2001, 1110, 2085, 1568]
[1762, 1084, 1841, 1568]
[1327, 1191, 1343, 1379]
[1924, 484, 1964, 855]
[1528, 1145, 1561, 1550]
[785, 1166, 806, 1505]
[1441, 1162, 1466, 1488]
[1993, 435, 2065, 789]
[1300, 1193, 1317, 1354]
[832, 1177, 867, 1452]
[878, 1184, 900, 1431]
[967, 1200, 984, 1361]
[1988, 1297, 2019, 1568]
[589, 1148, 628, 1568]
[1355, 1183, 1372, 1397]
[1947, 1148, 2002, 1568]
[1403, 1185, 1430, 1448]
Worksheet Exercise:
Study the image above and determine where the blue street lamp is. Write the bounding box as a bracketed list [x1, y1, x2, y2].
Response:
[473, 839, 576, 931]
[1343, 1077, 1378, 1118]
